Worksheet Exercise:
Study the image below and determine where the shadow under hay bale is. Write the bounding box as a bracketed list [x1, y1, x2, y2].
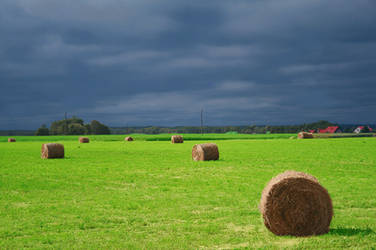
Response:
[171, 135, 183, 143]
[192, 143, 219, 161]
[8, 138, 16, 142]
[41, 143, 65, 159]
[79, 137, 90, 143]
[298, 132, 314, 139]
[125, 136, 134, 141]
[259, 170, 333, 237]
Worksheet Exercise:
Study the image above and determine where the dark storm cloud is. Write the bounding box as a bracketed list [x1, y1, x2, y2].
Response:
[1, 0, 376, 129]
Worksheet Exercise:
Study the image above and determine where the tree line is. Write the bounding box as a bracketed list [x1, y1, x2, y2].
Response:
[35, 117, 110, 135]
[1, 120, 373, 136]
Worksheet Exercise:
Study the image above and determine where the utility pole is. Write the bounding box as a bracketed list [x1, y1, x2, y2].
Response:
[200, 108, 204, 135]
[64, 112, 68, 135]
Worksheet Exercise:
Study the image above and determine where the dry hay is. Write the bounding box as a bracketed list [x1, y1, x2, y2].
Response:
[79, 137, 90, 143]
[192, 143, 219, 161]
[171, 135, 183, 143]
[298, 132, 314, 139]
[125, 136, 134, 141]
[259, 170, 333, 236]
[41, 143, 65, 159]
[8, 138, 16, 142]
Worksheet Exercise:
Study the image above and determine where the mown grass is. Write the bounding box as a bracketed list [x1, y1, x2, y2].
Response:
[0, 136, 376, 249]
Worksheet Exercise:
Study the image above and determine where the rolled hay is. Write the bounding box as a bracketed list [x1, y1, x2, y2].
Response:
[192, 143, 219, 161]
[41, 143, 64, 159]
[259, 171, 333, 236]
[79, 137, 90, 143]
[298, 132, 314, 139]
[125, 136, 134, 141]
[8, 138, 16, 142]
[171, 135, 183, 143]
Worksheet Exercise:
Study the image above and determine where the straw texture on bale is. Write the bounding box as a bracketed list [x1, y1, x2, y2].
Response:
[41, 143, 65, 159]
[298, 132, 314, 139]
[8, 138, 16, 142]
[79, 137, 90, 143]
[259, 171, 333, 236]
[125, 136, 134, 141]
[192, 143, 219, 161]
[171, 135, 183, 143]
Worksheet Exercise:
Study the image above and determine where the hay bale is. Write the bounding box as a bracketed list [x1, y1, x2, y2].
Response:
[171, 135, 183, 143]
[298, 132, 314, 139]
[259, 171, 333, 236]
[79, 137, 90, 143]
[192, 143, 219, 161]
[8, 138, 16, 142]
[125, 136, 134, 141]
[41, 143, 64, 159]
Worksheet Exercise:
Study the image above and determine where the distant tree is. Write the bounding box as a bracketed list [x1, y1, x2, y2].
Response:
[35, 124, 49, 136]
[362, 126, 370, 133]
[46, 116, 110, 135]
[68, 123, 87, 135]
[90, 120, 110, 134]
[84, 124, 91, 134]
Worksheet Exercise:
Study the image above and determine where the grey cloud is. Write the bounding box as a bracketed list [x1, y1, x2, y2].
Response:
[0, 0, 375, 129]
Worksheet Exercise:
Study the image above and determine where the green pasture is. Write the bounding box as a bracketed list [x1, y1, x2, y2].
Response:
[0, 135, 375, 249]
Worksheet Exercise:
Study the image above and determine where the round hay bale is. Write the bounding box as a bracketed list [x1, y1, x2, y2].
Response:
[8, 138, 16, 142]
[298, 132, 314, 139]
[192, 143, 219, 161]
[259, 171, 333, 236]
[125, 136, 134, 141]
[79, 137, 90, 143]
[41, 143, 65, 159]
[171, 135, 183, 143]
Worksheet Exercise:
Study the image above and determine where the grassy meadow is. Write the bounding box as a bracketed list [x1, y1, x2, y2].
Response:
[0, 134, 376, 249]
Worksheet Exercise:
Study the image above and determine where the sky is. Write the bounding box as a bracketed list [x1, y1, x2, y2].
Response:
[1, 0, 376, 129]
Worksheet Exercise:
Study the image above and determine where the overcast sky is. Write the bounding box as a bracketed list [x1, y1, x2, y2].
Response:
[1, 0, 376, 129]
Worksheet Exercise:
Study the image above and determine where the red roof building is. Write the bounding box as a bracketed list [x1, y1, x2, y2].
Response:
[354, 126, 373, 133]
[318, 126, 342, 133]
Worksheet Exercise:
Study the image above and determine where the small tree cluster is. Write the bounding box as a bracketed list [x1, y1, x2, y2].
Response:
[36, 116, 110, 135]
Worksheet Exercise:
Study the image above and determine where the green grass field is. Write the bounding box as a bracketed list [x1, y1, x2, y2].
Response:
[1, 135, 376, 249]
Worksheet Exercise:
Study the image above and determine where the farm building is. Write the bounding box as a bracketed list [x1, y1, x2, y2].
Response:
[318, 126, 342, 133]
[353, 126, 373, 133]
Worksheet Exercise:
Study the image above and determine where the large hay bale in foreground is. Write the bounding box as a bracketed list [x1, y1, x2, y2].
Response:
[125, 136, 134, 141]
[259, 171, 333, 236]
[8, 138, 16, 142]
[79, 137, 90, 143]
[41, 143, 64, 159]
[171, 135, 183, 143]
[192, 143, 219, 161]
[298, 132, 314, 139]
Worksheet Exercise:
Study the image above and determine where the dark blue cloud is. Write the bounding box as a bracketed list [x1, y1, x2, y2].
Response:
[1, 0, 376, 129]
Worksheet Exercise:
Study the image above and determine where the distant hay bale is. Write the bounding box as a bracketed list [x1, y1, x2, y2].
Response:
[171, 135, 183, 143]
[298, 132, 314, 139]
[192, 143, 219, 161]
[125, 136, 134, 141]
[259, 170, 333, 236]
[41, 143, 64, 159]
[79, 137, 90, 143]
[8, 138, 16, 142]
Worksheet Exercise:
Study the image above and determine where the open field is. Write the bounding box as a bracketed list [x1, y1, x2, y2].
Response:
[1, 135, 376, 248]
